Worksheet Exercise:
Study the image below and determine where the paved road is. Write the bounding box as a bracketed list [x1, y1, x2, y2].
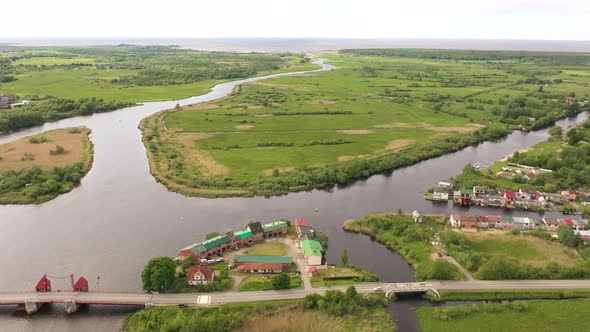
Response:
[3, 280, 590, 308]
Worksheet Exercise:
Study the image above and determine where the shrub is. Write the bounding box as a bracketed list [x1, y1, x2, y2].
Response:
[29, 136, 48, 144]
[49, 145, 67, 155]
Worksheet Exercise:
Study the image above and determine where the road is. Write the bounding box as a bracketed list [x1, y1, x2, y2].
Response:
[3, 280, 590, 308]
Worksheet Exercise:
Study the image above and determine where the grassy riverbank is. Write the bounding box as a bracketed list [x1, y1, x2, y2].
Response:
[429, 289, 590, 302]
[123, 290, 394, 332]
[343, 212, 462, 281]
[142, 50, 535, 198]
[417, 299, 590, 332]
[0, 127, 93, 204]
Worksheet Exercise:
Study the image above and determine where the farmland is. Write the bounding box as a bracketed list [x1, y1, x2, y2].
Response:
[0, 127, 93, 204]
[143, 49, 589, 197]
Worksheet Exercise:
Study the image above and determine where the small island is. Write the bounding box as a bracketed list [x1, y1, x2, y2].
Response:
[0, 127, 93, 204]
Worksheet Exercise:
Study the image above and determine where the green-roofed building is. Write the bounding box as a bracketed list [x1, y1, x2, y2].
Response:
[502, 215, 514, 223]
[202, 235, 230, 250]
[460, 189, 473, 195]
[234, 255, 292, 264]
[301, 239, 323, 266]
[262, 220, 289, 237]
[234, 230, 253, 240]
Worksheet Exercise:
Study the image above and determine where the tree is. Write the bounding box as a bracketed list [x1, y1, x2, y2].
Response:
[345, 285, 358, 301]
[429, 260, 457, 280]
[558, 225, 581, 248]
[271, 272, 291, 290]
[141, 257, 176, 292]
[304, 293, 320, 308]
[477, 256, 521, 280]
[549, 126, 562, 138]
[340, 249, 349, 266]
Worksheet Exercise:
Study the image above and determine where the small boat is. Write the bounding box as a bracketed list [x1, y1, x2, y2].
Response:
[473, 163, 481, 169]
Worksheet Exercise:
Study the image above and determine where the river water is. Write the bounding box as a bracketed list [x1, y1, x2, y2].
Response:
[0, 55, 588, 331]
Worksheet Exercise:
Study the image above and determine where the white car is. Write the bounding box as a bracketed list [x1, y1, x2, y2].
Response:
[215, 257, 224, 262]
[200, 258, 208, 263]
[373, 286, 383, 292]
[207, 259, 216, 264]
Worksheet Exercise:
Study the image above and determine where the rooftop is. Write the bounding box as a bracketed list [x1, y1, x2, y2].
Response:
[262, 220, 289, 232]
[301, 239, 323, 257]
[234, 255, 292, 264]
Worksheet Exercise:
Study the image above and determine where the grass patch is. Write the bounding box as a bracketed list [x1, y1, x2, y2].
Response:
[238, 273, 301, 291]
[430, 289, 590, 302]
[243, 241, 287, 256]
[417, 299, 590, 332]
[310, 265, 379, 288]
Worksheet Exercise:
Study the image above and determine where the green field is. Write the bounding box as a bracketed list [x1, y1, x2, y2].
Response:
[244, 241, 287, 256]
[238, 273, 302, 291]
[417, 299, 590, 332]
[143, 49, 589, 197]
[0, 45, 317, 102]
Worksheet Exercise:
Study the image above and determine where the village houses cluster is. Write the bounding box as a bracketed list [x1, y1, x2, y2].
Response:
[0, 94, 29, 109]
[180, 218, 326, 285]
[450, 214, 590, 240]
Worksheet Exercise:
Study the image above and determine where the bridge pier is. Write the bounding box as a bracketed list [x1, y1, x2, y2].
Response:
[64, 300, 79, 314]
[25, 300, 43, 314]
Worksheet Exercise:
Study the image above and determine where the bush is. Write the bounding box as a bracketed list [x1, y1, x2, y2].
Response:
[271, 272, 291, 289]
[29, 136, 48, 144]
[49, 145, 66, 155]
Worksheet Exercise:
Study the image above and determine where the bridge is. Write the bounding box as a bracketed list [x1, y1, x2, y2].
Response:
[4, 276, 590, 314]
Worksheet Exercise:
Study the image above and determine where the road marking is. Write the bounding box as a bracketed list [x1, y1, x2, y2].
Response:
[196, 295, 211, 305]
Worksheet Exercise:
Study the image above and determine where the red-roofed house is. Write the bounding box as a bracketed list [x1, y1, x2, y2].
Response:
[73, 277, 89, 292]
[483, 215, 503, 228]
[237, 262, 286, 274]
[187, 266, 215, 285]
[35, 275, 51, 292]
[561, 190, 576, 202]
[566, 96, 575, 104]
[294, 218, 310, 227]
[523, 172, 537, 181]
[564, 219, 574, 227]
[504, 191, 516, 205]
[450, 214, 478, 228]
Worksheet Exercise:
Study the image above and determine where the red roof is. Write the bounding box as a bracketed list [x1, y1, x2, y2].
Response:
[543, 218, 560, 225]
[504, 191, 516, 199]
[35, 276, 51, 290]
[526, 172, 537, 179]
[307, 266, 318, 272]
[187, 266, 214, 282]
[294, 218, 310, 227]
[483, 216, 502, 223]
[566, 97, 575, 102]
[452, 214, 478, 222]
[564, 219, 574, 227]
[74, 277, 88, 289]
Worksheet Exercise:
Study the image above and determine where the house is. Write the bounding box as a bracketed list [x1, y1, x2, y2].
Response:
[513, 217, 533, 230]
[473, 186, 487, 196]
[496, 172, 513, 180]
[563, 219, 574, 228]
[180, 235, 231, 262]
[432, 189, 449, 201]
[234, 255, 292, 273]
[187, 265, 215, 285]
[308, 266, 318, 277]
[10, 100, 29, 108]
[247, 221, 265, 241]
[295, 218, 315, 239]
[501, 215, 514, 229]
[301, 239, 323, 266]
[73, 277, 89, 292]
[573, 219, 589, 231]
[575, 230, 590, 241]
[35, 275, 52, 292]
[232, 229, 254, 247]
[262, 220, 289, 238]
[453, 191, 462, 204]
[449, 214, 478, 228]
[412, 210, 422, 223]
[561, 190, 576, 202]
[544, 193, 563, 203]
[459, 189, 473, 206]
[504, 191, 516, 205]
[483, 215, 503, 228]
[543, 217, 561, 231]
[294, 218, 310, 228]
[523, 172, 537, 181]
[565, 96, 575, 104]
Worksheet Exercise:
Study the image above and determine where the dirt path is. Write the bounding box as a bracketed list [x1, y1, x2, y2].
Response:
[435, 245, 474, 280]
[281, 238, 312, 291]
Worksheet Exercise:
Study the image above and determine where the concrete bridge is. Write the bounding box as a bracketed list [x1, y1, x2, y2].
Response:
[4, 279, 590, 314]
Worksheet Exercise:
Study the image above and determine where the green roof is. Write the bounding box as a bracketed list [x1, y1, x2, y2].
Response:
[460, 189, 473, 195]
[234, 255, 292, 264]
[262, 220, 288, 232]
[234, 230, 253, 240]
[301, 239, 323, 257]
[182, 243, 207, 254]
[201, 235, 230, 250]
[502, 215, 514, 222]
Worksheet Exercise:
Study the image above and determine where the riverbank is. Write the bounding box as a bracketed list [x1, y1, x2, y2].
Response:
[0, 127, 93, 204]
[123, 289, 394, 332]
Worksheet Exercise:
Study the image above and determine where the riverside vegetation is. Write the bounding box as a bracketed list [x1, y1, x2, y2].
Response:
[0, 127, 92, 204]
[0, 45, 314, 133]
[122, 286, 393, 332]
[141, 49, 590, 197]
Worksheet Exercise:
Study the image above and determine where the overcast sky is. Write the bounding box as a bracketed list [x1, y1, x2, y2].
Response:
[2, 0, 589, 40]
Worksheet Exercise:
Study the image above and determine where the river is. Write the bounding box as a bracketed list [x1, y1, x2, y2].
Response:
[0, 55, 588, 331]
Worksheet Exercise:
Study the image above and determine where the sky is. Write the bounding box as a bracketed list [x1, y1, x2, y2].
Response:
[2, 0, 589, 40]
